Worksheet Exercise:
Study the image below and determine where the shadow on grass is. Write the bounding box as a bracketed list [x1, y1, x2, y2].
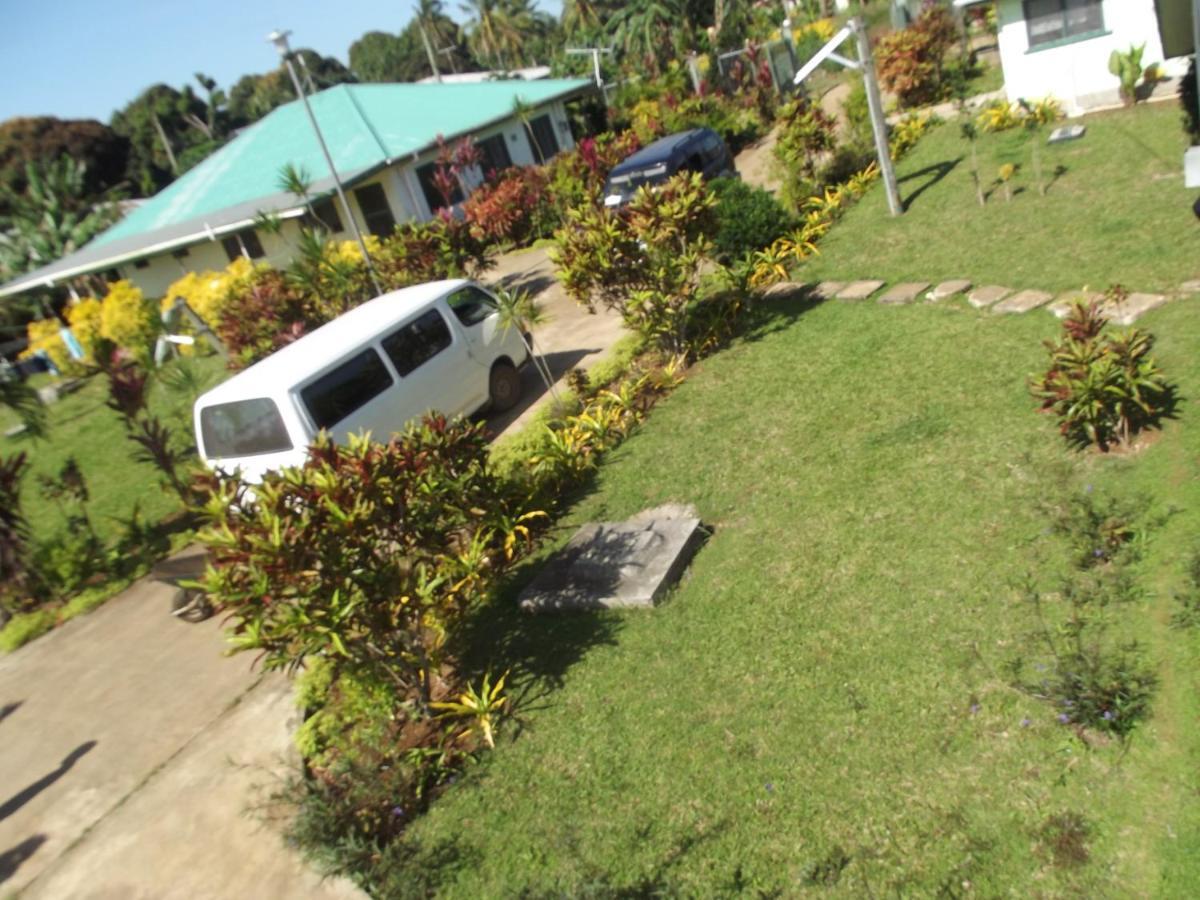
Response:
[900, 157, 961, 211]
[738, 283, 832, 346]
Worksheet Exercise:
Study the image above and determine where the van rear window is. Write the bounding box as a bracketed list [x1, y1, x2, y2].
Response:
[200, 398, 293, 459]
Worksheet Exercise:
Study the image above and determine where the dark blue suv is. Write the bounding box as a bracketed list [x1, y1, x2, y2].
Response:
[603, 127, 737, 208]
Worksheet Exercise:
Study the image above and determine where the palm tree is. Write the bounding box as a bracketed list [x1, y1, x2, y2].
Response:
[562, 0, 603, 38]
[492, 287, 558, 401]
[461, 0, 527, 69]
[0, 157, 122, 281]
[607, 0, 686, 75]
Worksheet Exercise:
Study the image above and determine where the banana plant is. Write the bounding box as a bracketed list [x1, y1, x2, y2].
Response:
[1108, 44, 1145, 106]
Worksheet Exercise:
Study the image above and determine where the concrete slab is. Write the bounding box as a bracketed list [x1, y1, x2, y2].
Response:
[993, 289, 1054, 314]
[1105, 292, 1169, 325]
[520, 504, 705, 612]
[1178, 279, 1200, 295]
[1048, 291, 1104, 318]
[877, 282, 930, 306]
[814, 281, 845, 300]
[966, 285, 1011, 308]
[836, 280, 884, 301]
[926, 280, 971, 302]
[761, 281, 811, 299]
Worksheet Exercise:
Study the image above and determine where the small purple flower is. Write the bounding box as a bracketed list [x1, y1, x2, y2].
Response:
[1102, 710, 1115, 721]
[1057, 713, 1071, 724]
[969, 703, 981, 715]
[1093, 549, 1104, 558]
[1085, 484, 1093, 493]
[391, 806, 406, 818]
[765, 782, 775, 793]
[1021, 717, 1032, 728]
[1034, 663, 1047, 672]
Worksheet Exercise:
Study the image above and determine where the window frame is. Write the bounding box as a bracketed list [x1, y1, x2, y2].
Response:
[1022, 0, 1106, 51]
[352, 182, 397, 238]
[415, 161, 464, 215]
[476, 133, 513, 176]
[528, 114, 560, 161]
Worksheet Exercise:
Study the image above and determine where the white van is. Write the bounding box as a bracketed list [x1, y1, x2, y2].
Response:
[193, 279, 530, 483]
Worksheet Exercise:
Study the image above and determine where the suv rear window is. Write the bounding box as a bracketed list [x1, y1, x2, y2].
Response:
[301, 348, 394, 430]
[200, 398, 293, 458]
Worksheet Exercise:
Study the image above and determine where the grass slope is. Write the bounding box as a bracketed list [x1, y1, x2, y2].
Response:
[380, 295, 1200, 896]
[802, 102, 1199, 294]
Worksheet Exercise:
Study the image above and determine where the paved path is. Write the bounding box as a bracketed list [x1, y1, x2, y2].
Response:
[0, 574, 363, 899]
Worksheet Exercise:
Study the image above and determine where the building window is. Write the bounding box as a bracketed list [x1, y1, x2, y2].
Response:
[310, 197, 343, 233]
[415, 162, 463, 214]
[353, 183, 397, 237]
[134, 259, 150, 269]
[528, 114, 559, 161]
[221, 230, 265, 262]
[476, 133, 512, 176]
[171, 247, 189, 259]
[1023, 0, 1104, 49]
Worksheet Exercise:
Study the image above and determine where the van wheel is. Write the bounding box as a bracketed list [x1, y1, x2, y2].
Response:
[489, 361, 521, 412]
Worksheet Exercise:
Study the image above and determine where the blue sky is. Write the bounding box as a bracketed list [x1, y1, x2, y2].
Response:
[0, 0, 562, 123]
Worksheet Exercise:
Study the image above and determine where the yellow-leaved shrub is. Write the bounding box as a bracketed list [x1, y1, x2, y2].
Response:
[66, 297, 103, 359]
[161, 256, 262, 330]
[99, 280, 157, 360]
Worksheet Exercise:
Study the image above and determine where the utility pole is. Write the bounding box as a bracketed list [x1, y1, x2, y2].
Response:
[792, 16, 903, 216]
[438, 45, 460, 74]
[565, 47, 612, 89]
[852, 17, 903, 216]
[268, 30, 383, 295]
[418, 20, 443, 83]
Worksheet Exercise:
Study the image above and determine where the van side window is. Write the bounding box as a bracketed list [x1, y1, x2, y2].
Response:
[382, 309, 453, 377]
[301, 349, 394, 430]
[447, 287, 498, 327]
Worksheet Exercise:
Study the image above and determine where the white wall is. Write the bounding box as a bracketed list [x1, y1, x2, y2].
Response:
[996, 0, 1183, 113]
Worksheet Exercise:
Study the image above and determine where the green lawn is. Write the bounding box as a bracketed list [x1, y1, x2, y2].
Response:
[803, 102, 1198, 294]
[376, 293, 1200, 895]
[1, 354, 225, 545]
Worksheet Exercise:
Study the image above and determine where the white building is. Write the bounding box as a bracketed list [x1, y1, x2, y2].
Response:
[0, 79, 593, 301]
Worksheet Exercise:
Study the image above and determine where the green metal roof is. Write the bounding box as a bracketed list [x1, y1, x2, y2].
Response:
[92, 79, 591, 247]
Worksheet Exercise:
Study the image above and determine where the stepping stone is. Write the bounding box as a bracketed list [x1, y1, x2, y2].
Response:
[966, 285, 1011, 308]
[993, 289, 1053, 314]
[836, 280, 884, 301]
[1105, 292, 1168, 325]
[1179, 280, 1200, 295]
[926, 279, 971, 302]
[519, 504, 705, 612]
[761, 280, 807, 299]
[814, 281, 844, 300]
[1048, 291, 1104, 318]
[878, 282, 930, 305]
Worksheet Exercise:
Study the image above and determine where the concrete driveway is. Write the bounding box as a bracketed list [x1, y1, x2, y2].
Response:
[0, 244, 626, 898]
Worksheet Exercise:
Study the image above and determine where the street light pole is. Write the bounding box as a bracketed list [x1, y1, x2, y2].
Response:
[267, 29, 383, 295]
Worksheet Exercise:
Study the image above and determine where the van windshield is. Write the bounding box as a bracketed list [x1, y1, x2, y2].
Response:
[200, 398, 293, 459]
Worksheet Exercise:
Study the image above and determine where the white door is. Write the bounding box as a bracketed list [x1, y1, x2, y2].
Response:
[379, 307, 488, 426]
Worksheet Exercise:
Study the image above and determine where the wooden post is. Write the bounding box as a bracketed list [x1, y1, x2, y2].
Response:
[853, 17, 903, 216]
